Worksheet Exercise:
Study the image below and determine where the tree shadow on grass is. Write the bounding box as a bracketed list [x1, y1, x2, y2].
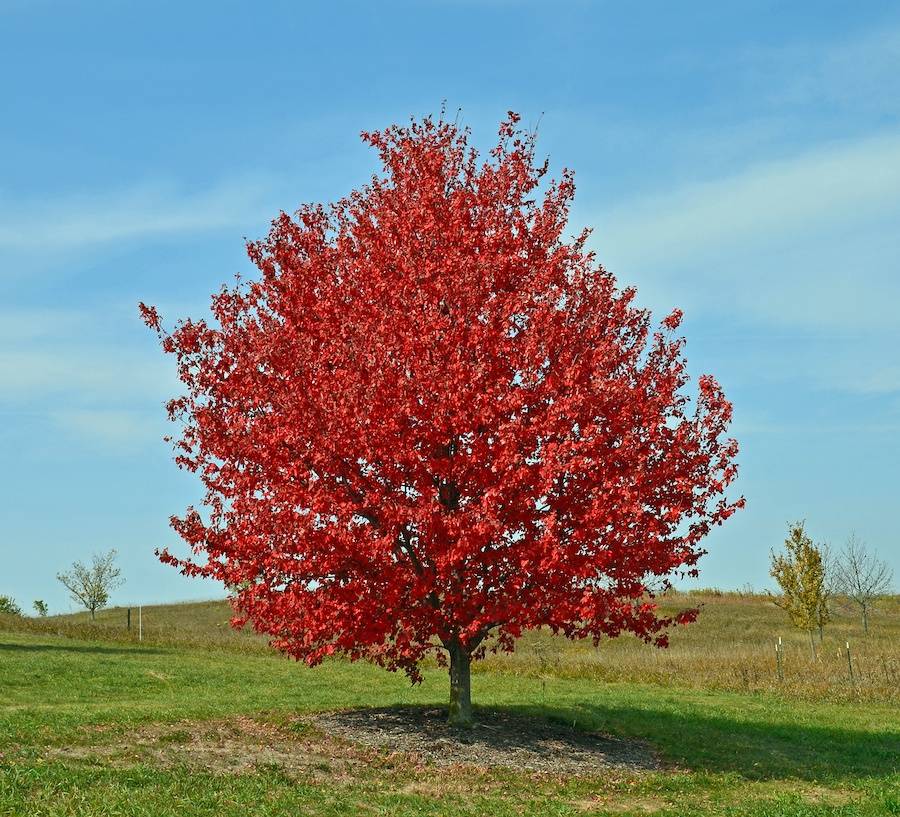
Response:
[0, 641, 164, 656]
[507, 701, 899, 783]
[315, 705, 658, 775]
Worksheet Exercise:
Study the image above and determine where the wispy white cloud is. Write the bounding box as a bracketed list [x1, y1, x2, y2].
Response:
[839, 365, 900, 396]
[49, 408, 164, 450]
[0, 346, 172, 402]
[589, 127, 900, 342]
[584, 124, 900, 399]
[0, 175, 276, 253]
[0, 307, 88, 342]
[0, 303, 177, 450]
[752, 24, 900, 114]
[595, 130, 900, 270]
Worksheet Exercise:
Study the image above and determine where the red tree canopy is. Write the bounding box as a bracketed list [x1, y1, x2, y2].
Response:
[141, 113, 742, 717]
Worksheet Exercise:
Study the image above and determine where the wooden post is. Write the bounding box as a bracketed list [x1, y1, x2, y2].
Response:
[845, 641, 854, 684]
[127, 608, 131, 631]
[775, 637, 784, 682]
[139, 605, 143, 642]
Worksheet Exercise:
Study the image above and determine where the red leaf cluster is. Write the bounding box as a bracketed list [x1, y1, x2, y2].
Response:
[141, 113, 743, 681]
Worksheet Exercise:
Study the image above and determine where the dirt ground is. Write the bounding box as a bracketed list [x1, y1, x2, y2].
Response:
[312, 706, 659, 775]
[50, 706, 659, 778]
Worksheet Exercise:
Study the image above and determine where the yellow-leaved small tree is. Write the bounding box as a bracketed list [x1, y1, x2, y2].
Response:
[770, 521, 829, 659]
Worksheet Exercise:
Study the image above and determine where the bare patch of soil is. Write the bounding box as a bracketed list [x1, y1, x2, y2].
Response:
[49, 707, 658, 779]
[49, 716, 368, 778]
[313, 706, 659, 775]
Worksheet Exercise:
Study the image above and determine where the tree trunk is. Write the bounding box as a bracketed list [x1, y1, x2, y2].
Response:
[90, 607, 95, 621]
[448, 641, 473, 727]
[808, 629, 816, 661]
[862, 605, 869, 635]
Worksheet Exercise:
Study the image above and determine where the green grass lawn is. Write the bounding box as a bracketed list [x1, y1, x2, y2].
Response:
[1, 625, 898, 816]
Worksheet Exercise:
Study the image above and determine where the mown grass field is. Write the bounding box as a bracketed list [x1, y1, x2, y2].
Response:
[1, 592, 898, 816]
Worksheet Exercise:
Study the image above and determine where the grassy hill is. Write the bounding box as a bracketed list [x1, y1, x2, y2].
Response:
[1, 593, 898, 816]
[8, 590, 899, 702]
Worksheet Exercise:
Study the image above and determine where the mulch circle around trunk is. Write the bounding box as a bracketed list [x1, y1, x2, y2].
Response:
[311, 706, 659, 775]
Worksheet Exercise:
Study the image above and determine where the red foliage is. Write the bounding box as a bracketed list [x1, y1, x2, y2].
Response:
[141, 113, 743, 683]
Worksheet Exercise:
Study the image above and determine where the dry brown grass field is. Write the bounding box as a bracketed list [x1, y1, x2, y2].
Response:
[481, 590, 900, 704]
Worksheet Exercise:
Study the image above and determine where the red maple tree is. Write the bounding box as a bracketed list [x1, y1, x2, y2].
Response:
[141, 113, 742, 725]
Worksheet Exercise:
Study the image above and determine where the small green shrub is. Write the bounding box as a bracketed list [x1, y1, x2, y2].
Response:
[0, 595, 23, 616]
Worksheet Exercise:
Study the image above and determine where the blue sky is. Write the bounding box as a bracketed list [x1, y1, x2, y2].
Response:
[1, 1, 898, 613]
